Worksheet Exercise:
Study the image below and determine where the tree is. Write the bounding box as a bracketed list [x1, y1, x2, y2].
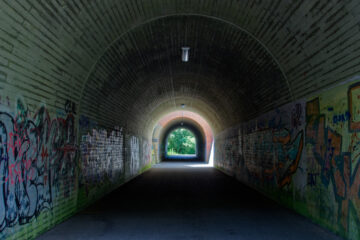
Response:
[167, 128, 196, 155]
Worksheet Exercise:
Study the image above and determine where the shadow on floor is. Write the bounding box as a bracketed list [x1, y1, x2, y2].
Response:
[38, 162, 343, 240]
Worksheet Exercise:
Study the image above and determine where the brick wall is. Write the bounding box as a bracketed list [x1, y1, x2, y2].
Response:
[1, 1, 360, 239]
[215, 78, 360, 240]
[0, 97, 152, 240]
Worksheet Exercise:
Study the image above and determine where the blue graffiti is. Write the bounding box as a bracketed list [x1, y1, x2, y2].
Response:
[333, 111, 350, 124]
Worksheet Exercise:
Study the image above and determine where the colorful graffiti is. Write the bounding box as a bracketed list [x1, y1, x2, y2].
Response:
[216, 81, 360, 239]
[0, 98, 77, 231]
[217, 101, 306, 189]
[80, 127, 124, 196]
[0, 102, 152, 238]
[306, 84, 360, 235]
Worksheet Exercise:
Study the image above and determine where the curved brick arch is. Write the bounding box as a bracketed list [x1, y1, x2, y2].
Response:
[1, 1, 360, 239]
[152, 111, 213, 163]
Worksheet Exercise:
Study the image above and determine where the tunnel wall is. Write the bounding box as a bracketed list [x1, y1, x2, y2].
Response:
[0, 98, 152, 239]
[77, 115, 153, 209]
[215, 78, 360, 240]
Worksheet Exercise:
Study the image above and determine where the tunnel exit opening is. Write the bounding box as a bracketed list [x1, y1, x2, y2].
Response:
[161, 122, 205, 162]
[151, 111, 214, 164]
[166, 128, 197, 159]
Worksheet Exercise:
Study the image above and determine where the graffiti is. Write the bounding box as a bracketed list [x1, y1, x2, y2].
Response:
[332, 111, 350, 124]
[241, 129, 304, 188]
[80, 127, 123, 196]
[0, 98, 77, 231]
[220, 137, 239, 172]
[0, 99, 151, 236]
[239, 101, 306, 188]
[142, 141, 151, 165]
[272, 130, 304, 187]
[216, 81, 360, 239]
[215, 127, 240, 173]
[152, 143, 158, 163]
[306, 97, 360, 234]
[130, 136, 139, 175]
[216, 102, 306, 189]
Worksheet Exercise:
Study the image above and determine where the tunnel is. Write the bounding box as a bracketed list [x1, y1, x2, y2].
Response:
[0, 0, 359, 239]
[154, 111, 213, 163]
[161, 122, 204, 162]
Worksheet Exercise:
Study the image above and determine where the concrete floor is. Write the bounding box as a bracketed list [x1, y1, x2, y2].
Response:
[38, 162, 343, 240]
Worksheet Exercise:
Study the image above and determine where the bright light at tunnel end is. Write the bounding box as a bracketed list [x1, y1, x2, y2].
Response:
[151, 111, 214, 167]
[187, 140, 214, 168]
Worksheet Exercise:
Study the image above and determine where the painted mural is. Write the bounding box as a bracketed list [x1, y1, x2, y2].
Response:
[215, 80, 360, 239]
[0, 98, 78, 235]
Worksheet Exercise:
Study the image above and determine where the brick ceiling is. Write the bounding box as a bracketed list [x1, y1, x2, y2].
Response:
[1, 0, 359, 136]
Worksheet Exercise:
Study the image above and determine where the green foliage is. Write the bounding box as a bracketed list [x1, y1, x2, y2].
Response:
[167, 128, 196, 155]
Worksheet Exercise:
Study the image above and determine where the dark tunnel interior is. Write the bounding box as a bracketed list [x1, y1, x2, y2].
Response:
[0, 1, 360, 239]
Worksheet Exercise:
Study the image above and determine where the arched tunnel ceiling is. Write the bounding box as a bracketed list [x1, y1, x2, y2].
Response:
[80, 15, 288, 135]
[2, 0, 360, 136]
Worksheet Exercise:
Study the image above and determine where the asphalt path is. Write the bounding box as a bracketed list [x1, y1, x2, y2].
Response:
[38, 162, 343, 240]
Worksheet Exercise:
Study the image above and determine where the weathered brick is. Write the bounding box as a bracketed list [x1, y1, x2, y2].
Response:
[1, 1, 360, 239]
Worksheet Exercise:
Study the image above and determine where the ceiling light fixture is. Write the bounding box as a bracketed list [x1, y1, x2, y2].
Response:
[181, 47, 190, 62]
